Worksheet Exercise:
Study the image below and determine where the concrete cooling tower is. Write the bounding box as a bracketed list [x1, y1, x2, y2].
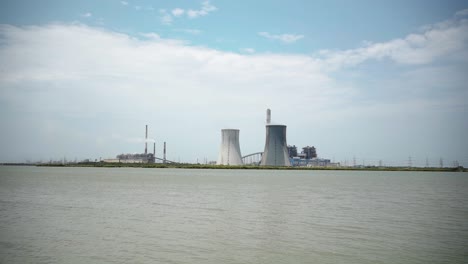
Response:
[260, 125, 291, 166]
[217, 129, 243, 165]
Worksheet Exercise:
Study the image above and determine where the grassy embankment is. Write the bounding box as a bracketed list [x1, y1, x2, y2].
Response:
[37, 162, 467, 172]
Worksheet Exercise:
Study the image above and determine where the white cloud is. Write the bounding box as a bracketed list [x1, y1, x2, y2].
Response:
[187, 1, 217, 18]
[159, 9, 173, 25]
[173, 28, 202, 35]
[140, 32, 160, 40]
[455, 8, 468, 17]
[240, 48, 255, 54]
[0, 9, 467, 164]
[258, 32, 304, 44]
[120, 2, 154, 12]
[0, 23, 334, 161]
[317, 11, 468, 69]
[81, 12, 92, 18]
[172, 8, 185, 17]
[159, 2, 217, 25]
[161, 14, 172, 25]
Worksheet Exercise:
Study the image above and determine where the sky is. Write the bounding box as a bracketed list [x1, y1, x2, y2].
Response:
[0, 0, 467, 166]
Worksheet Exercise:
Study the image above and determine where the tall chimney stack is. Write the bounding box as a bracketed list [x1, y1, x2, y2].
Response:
[266, 109, 271, 124]
[163, 142, 166, 163]
[145, 125, 148, 154]
[153, 142, 156, 163]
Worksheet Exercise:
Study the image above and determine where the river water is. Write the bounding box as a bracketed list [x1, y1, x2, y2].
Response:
[0, 166, 467, 264]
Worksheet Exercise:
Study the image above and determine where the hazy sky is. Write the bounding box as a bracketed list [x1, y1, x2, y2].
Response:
[0, 0, 467, 166]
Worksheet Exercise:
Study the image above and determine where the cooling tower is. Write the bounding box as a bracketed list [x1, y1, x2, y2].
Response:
[217, 129, 243, 165]
[260, 125, 291, 166]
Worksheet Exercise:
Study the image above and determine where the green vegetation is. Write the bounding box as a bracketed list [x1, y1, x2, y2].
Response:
[36, 162, 467, 172]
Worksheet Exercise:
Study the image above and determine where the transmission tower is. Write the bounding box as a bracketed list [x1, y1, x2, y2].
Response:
[439, 158, 443, 168]
[408, 156, 412, 168]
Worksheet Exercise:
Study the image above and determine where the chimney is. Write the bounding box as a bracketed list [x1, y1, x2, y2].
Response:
[145, 125, 148, 154]
[163, 142, 166, 163]
[266, 109, 271, 124]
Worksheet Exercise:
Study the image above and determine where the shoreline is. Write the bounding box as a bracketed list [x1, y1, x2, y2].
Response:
[1, 162, 462, 172]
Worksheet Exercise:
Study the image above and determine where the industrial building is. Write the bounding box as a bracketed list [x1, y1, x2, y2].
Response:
[290, 157, 335, 167]
[302, 146, 317, 159]
[287, 145, 298, 158]
[288, 145, 317, 159]
[217, 129, 243, 165]
[287, 145, 339, 167]
[213, 109, 336, 167]
[103, 125, 156, 163]
[260, 109, 333, 167]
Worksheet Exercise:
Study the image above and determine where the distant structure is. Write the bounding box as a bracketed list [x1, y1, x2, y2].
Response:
[302, 146, 317, 159]
[145, 125, 148, 155]
[242, 152, 263, 165]
[105, 125, 155, 163]
[287, 145, 338, 167]
[220, 108, 335, 167]
[217, 129, 243, 165]
[266, 108, 271, 124]
[287, 145, 298, 158]
[260, 109, 291, 166]
[163, 142, 167, 164]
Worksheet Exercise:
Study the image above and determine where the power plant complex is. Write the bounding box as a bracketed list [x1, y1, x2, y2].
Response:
[217, 109, 332, 167]
[104, 109, 332, 167]
[103, 125, 170, 164]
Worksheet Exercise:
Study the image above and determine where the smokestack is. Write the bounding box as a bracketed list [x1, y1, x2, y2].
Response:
[153, 142, 156, 163]
[163, 142, 166, 163]
[145, 125, 148, 155]
[266, 109, 271, 124]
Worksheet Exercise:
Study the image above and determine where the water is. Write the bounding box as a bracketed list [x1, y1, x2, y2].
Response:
[0, 166, 467, 264]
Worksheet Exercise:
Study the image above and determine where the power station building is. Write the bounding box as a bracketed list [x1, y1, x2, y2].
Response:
[217, 129, 243, 165]
[104, 125, 156, 163]
[214, 108, 332, 167]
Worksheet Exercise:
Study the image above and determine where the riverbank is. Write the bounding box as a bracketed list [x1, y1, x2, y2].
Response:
[30, 162, 467, 172]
